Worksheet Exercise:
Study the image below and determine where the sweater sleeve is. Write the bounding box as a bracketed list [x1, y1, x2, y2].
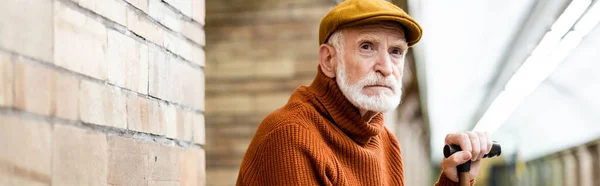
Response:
[434, 172, 475, 186]
[236, 124, 334, 186]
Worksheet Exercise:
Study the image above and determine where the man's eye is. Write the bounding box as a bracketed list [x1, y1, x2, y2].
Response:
[391, 49, 402, 55]
[360, 43, 373, 50]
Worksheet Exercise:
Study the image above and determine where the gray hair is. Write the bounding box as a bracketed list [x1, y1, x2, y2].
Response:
[326, 30, 345, 56]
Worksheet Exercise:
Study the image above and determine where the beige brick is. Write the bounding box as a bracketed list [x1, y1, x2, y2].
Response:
[182, 110, 193, 141]
[52, 72, 80, 121]
[0, 177, 47, 186]
[192, 0, 205, 25]
[166, 57, 185, 104]
[148, 45, 170, 100]
[147, 143, 181, 182]
[139, 43, 149, 93]
[127, 8, 164, 46]
[162, 102, 177, 137]
[180, 66, 204, 111]
[183, 21, 205, 46]
[78, 0, 127, 26]
[110, 137, 184, 185]
[148, 181, 179, 186]
[0, 53, 13, 107]
[180, 147, 205, 186]
[149, 45, 203, 109]
[127, 95, 150, 133]
[0, 115, 52, 186]
[13, 63, 80, 120]
[148, 0, 163, 23]
[14, 62, 53, 116]
[167, 108, 192, 141]
[147, 99, 166, 135]
[52, 124, 107, 186]
[161, 3, 182, 33]
[107, 30, 149, 94]
[191, 44, 205, 67]
[205, 94, 252, 114]
[192, 114, 205, 145]
[0, 0, 53, 62]
[164, 32, 191, 61]
[54, 1, 107, 80]
[177, 109, 193, 141]
[149, 0, 182, 32]
[164, 0, 192, 18]
[79, 80, 104, 125]
[125, 0, 149, 13]
[198, 148, 206, 185]
[105, 86, 128, 129]
[107, 136, 150, 186]
[79, 80, 127, 128]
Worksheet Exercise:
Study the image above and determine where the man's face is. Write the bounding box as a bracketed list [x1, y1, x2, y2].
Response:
[334, 23, 407, 113]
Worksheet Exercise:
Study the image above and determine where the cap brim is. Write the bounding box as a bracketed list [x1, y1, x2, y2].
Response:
[340, 15, 422, 47]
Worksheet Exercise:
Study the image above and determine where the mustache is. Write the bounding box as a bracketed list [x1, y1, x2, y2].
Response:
[356, 72, 401, 91]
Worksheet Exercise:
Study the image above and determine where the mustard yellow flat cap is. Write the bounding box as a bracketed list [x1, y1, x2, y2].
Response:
[319, 0, 423, 46]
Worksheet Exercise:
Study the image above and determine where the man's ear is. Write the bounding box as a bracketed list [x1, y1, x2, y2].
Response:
[319, 44, 337, 78]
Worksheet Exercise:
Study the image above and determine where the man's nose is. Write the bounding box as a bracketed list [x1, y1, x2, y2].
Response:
[375, 52, 394, 77]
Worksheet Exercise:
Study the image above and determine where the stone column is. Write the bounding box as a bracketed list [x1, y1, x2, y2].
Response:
[594, 142, 600, 186]
[576, 146, 593, 186]
[550, 156, 564, 186]
[561, 150, 578, 186]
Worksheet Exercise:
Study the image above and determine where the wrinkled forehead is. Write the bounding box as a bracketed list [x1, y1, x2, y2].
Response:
[345, 21, 406, 40]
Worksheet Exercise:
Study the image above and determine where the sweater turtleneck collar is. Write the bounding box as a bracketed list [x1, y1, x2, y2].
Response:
[308, 67, 385, 145]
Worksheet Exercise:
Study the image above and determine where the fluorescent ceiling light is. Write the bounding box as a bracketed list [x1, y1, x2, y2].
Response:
[551, 0, 591, 36]
[473, 0, 599, 134]
[574, 1, 600, 35]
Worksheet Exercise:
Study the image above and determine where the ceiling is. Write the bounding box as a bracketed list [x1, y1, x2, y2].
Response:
[497, 19, 600, 160]
[408, 0, 600, 163]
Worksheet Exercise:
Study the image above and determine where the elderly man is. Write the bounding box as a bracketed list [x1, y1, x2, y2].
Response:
[237, 0, 492, 185]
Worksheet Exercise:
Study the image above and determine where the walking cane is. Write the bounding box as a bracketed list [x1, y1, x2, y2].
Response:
[443, 142, 501, 186]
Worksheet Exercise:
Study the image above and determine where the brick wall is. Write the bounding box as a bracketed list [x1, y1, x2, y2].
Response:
[0, 0, 206, 185]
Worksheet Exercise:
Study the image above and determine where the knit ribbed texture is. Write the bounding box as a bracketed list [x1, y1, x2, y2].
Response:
[237, 67, 469, 186]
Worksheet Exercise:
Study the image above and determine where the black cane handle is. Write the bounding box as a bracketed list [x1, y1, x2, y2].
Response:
[443, 142, 501, 185]
[444, 142, 502, 161]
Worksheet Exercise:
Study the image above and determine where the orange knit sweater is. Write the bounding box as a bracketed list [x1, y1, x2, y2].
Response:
[237, 68, 471, 186]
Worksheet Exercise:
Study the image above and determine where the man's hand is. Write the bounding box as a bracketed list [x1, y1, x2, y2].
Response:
[441, 131, 493, 182]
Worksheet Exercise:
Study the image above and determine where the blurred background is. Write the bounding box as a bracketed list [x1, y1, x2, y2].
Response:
[1, 0, 599, 185]
[205, 0, 600, 185]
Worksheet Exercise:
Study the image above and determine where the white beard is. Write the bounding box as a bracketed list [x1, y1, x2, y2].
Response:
[335, 59, 402, 113]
